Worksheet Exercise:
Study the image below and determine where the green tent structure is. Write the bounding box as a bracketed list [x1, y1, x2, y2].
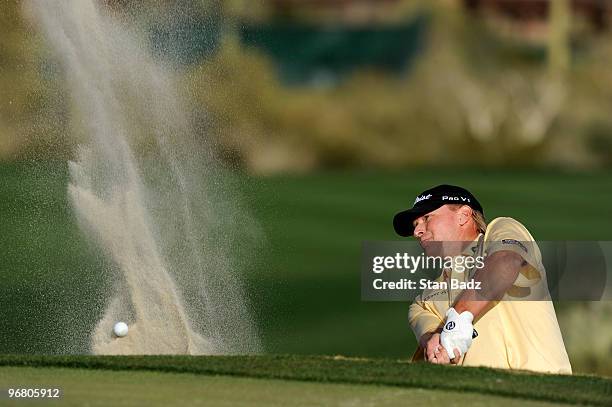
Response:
[239, 15, 428, 85]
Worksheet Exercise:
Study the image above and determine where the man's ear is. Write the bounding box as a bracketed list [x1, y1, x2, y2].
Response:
[457, 205, 472, 226]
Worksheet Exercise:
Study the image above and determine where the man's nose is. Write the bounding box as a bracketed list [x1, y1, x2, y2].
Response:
[413, 222, 425, 238]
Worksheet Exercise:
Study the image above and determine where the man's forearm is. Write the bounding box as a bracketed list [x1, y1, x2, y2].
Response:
[453, 250, 523, 319]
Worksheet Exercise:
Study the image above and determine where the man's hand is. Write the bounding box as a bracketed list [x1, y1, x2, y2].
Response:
[439, 251, 521, 360]
[440, 308, 476, 360]
[421, 332, 461, 364]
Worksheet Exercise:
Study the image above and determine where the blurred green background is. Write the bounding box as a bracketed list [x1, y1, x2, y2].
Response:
[1, 0, 612, 376]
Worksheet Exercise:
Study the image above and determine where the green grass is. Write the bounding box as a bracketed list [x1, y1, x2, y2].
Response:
[0, 355, 610, 406]
[0, 367, 558, 407]
[1, 162, 612, 372]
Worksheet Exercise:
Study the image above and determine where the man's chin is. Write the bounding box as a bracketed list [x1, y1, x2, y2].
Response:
[420, 241, 443, 257]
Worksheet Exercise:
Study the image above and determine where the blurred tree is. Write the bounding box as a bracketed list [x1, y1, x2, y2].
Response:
[185, 1, 612, 172]
[222, 0, 271, 22]
[0, 0, 67, 160]
[548, 0, 571, 76]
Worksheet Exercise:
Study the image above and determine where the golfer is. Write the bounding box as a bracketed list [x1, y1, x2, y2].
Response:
[393, 184, 571, 374]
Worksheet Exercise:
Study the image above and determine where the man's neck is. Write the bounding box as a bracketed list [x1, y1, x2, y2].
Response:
[458, 228, 479, 243]
[442, 230, 479, 257]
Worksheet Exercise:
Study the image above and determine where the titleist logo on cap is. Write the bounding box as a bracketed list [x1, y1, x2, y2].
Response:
[414, 193, 432, 205]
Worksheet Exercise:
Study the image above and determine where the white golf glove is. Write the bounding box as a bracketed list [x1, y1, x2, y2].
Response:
[440, 308, 477, 360]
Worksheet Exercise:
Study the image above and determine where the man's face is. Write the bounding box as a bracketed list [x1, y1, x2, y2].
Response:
[412, 205, 461, 255]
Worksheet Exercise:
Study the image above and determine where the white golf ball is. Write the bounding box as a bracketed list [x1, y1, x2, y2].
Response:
[113, 322, 128, 337]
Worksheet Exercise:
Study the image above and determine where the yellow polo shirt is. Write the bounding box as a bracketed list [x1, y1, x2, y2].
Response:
[408, 217, 572, 374]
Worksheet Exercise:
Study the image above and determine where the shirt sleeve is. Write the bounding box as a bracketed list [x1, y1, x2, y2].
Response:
[408, 294, 444, 341]
[484, 217, 543, 288]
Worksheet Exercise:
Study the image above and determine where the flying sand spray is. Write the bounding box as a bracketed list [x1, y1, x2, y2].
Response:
[31, 0, 260, 354]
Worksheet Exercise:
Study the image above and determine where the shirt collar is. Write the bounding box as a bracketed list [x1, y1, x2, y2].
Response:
[461, 233, 483, 257]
